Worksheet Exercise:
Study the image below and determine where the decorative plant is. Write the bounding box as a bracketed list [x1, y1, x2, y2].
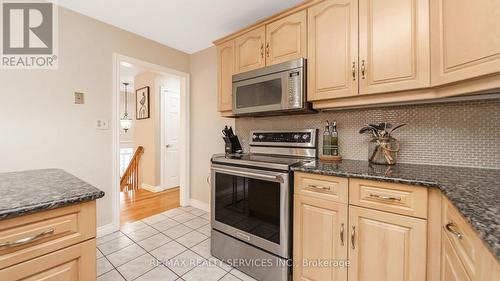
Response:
[359, 122, 406, 165]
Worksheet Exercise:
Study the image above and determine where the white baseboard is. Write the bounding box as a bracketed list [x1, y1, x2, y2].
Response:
[189, 198, 210, 212]
[97, 222, 120, 238]
[141, 183, 174, 193]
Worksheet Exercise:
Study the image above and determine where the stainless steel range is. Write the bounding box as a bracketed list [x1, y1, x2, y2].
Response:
[210, 129, 317, 281]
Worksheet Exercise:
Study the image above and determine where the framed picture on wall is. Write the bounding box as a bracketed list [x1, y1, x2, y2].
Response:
[136, 86, 150, 119]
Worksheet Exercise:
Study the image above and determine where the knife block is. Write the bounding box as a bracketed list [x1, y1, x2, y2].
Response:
[223, 135, 242, 154]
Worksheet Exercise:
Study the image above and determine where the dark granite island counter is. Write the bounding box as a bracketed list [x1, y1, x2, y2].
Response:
[292, 159, 500, 259]
[0, 168, 105, 220]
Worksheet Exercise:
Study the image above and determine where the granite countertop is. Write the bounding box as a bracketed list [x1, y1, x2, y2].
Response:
[292, 159, 500, 259]
[0, 169, 105, 220]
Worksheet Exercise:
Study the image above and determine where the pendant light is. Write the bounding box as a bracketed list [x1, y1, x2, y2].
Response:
[120, 82, 132, 132]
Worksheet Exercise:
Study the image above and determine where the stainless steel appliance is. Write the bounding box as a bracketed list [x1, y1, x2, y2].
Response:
[232, 58, 314, 116]
[211, 129, 318, 281]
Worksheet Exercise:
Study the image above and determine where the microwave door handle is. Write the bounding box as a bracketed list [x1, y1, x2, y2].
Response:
[212, 167, 284, 183]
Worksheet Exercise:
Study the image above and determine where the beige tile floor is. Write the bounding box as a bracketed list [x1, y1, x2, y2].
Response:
[96, 206, 257, 281]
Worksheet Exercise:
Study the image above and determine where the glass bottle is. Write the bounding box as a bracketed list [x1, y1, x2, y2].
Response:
[322, 121, 331, 156]
[330, 121, 339, 156]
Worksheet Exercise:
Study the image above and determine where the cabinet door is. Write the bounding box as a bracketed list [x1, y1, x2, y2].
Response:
[307, 0, 359, 101]
[348, 206, 426, 281]
[266, 10, 307, 66]
[441, 234, 472, 281]
[359, 0, 430, 94]
[0, 239, 95, 281]
[234, 26, 266, 74]
[431, 0, 500, 85]
[293, 195, 348, 281]
[217, 40, 234, 112]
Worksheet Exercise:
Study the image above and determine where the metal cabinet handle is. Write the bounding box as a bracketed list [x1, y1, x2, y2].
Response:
[369, 193, 402, 201]
[340, 223, 345, 246]
[352, 62, 356, 81]
[0, 228, 54, 248]
[266, 43, 270, 57]
[445, 222, 463, 239]
[361, 60, 366, 79]
[206, 172, 211, 185]
[260, 44, 264, 59]
[308, 184, 331, 191]
[351, 226, 356, 249]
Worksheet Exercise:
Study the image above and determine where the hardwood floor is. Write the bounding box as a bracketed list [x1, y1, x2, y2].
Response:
[120, 187, 180, 225]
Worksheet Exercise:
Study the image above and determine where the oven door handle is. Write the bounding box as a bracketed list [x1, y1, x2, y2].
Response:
[212, 167, 285, 183]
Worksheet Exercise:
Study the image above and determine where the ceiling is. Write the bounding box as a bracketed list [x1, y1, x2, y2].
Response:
[56, 0, 304, 54]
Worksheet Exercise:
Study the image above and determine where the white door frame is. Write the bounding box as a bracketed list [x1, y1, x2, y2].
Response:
[111, 53, 190, 231]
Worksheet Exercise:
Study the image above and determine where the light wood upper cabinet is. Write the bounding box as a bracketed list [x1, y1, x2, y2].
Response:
[348, 206, 427, 281]
[358, 0, 430, 95]
[217, 40, 234, 112]
[431, 0, 500, 86]
[294, 194, 348, 281]
[234, 26, 266, 74]
[266, 10, 307, 66]
[308, 0, 359, 101]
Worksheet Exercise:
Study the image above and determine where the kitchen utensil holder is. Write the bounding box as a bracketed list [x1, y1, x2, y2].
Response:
[223, 135, 242, 155]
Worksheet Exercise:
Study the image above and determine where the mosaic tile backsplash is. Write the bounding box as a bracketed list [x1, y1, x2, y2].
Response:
[235, 99, 500, 169]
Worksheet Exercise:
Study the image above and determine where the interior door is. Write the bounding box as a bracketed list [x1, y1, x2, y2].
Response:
[307, 0, 359, 101]
[293, 195, 348, 281]
[162, 88, 180, 189]
[234, 26, 266, 74]
[358, 0, 430, 95]
[348, 206, 427, 281]
[265, 10, 307, 66]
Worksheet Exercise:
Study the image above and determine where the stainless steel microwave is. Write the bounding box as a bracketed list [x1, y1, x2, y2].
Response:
[232, 58, 314, 116]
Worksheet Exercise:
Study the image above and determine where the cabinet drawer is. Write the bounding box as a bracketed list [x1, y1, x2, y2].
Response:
[0, 201, 96, 269]
[442, 197, 482, 281]
[294, 172, 348, 204]
[349, 179, 428, 218]
[0, 239, 96, 281]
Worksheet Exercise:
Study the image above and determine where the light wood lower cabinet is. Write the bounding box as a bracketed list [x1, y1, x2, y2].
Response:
[293, 194, 348, 281]
[348, 206, 427, 281]
[0, 201, 97, 280]
[442, 233, 472, 281]
[0, 239, 96, 281]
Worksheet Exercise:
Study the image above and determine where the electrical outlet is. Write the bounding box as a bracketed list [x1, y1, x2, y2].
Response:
[74, 92, 84, 104]
[96, 119, 109, 130]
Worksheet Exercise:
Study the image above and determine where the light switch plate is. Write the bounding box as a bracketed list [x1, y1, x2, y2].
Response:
[96, 119, 109, 130]
[74, 92, 84, 104]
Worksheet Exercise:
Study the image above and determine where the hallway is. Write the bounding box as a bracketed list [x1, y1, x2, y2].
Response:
[120, 187, 180, 224]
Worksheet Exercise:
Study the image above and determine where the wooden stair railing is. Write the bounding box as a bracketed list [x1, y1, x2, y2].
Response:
[120, 146, 144, 192]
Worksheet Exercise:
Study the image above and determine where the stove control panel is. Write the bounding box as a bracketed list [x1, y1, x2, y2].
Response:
[249, 129, 317, 147]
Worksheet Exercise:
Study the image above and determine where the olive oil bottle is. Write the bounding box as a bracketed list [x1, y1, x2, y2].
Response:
[323, 121, 332, 155]
[330, 121, 339, 156]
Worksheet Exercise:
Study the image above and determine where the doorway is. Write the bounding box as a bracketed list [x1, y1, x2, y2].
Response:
[111, 54, 190, 230]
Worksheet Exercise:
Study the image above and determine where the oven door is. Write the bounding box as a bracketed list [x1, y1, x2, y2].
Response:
[211, 164, 291, 258]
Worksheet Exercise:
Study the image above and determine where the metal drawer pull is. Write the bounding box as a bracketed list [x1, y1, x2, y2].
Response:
[351, 226, 356, 250]
[0, 228, 55, 248]
[369, 194, 402, 201]
[266, 43, 270, 57]
[340, 223, 345, 246]
[260, 44, 264, 59]
[308, 184, 331, 191]
[361, 60, 366, 79]
[445, 222, 463, 239]
[352, 62, 356, 81]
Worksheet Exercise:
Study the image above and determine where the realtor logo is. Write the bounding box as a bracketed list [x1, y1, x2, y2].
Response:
[1, 0, 58, 69]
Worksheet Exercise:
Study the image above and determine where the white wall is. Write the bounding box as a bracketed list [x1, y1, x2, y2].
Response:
[0, 7, 190, 228]
[189, 47, 235, 205]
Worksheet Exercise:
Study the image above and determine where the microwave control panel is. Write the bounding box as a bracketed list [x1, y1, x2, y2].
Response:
[287, 70, 301, 108]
